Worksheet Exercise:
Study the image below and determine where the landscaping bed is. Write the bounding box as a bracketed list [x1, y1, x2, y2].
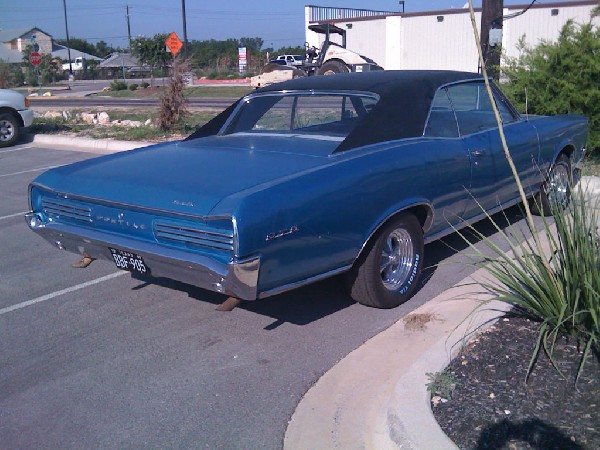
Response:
[432, 315, 600, 450]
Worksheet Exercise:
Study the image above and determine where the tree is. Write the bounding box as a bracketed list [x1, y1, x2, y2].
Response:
[502, 20, 600, 156]
[0, 61, 25, 88]
[56, 37, 98, 57]
[131, 34, 172, 85]
[157, 56, 190, 131]
[21, 44, 63, 85]
[94, 41, 116, 58]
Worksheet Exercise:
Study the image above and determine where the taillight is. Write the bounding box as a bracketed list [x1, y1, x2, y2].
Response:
[25, 97, 30, 108]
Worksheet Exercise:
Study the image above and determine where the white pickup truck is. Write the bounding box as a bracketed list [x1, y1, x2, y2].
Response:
[0, 89, 34, 147]
[62, 56, 85, 72]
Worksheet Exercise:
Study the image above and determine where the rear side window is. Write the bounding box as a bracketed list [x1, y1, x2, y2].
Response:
[424, 88, 459, 138]
[446, 82, 517, 135]
[223, 92, 379, 138]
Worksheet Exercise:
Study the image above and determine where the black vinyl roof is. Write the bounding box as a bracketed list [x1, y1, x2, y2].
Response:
[187, 70, 483, 151]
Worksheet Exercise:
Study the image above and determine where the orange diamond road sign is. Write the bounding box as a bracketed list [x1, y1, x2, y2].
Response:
[165, 32, 183, 56]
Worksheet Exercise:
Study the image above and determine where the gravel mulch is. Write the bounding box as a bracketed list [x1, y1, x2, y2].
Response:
[432, 315, 600, 450]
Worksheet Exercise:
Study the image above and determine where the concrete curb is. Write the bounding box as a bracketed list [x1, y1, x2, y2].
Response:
[27, 134, 152, 154]
[284, 268, 510, 450]
[579, 175, 600, 197]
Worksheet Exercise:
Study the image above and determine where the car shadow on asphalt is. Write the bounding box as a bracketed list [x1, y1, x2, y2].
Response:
[132, 204, 530, 329]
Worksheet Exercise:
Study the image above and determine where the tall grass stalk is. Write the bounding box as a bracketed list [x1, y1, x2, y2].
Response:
[466, 1, 599, 382]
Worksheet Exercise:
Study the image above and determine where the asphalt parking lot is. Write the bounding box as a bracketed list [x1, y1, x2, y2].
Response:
[0, 142, 525, 448]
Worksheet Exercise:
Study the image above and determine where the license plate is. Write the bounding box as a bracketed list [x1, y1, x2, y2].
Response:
[109, 247, 150, 275]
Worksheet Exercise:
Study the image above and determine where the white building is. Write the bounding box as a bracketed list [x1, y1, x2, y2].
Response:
[305, 1, 599, 72]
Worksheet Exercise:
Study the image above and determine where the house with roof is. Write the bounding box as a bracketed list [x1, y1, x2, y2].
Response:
[1, 27, 54, 63]
[0, 27, 100, 67]
[1, 27, 53, 54]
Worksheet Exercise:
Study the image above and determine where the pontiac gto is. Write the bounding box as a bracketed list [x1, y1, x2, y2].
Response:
[26, 71, 588, 308]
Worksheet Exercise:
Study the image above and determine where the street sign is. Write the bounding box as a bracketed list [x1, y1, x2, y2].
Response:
[29, 51, 42, 66]
[165, 32, 183, 56]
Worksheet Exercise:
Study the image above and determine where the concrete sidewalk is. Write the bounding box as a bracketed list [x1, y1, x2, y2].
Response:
[26, 133, 152, 154]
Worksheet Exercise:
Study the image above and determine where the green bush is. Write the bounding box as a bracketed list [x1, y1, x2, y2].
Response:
[128, 83, 138, 91]
[140, 82, 150, 89]
[110, 80, 127, 91]
[503, 20, 600, 156]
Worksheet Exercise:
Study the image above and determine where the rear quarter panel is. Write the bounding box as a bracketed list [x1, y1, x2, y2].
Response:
[211, 139, 458, 294]
[527, 114, 588, 174]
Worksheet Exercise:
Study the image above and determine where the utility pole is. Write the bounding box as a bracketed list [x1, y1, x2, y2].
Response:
[480, 0, 504, 80]
[125, 5, 132, 52]
[62, 0, 73, 77]
[181, 0, 188, 58]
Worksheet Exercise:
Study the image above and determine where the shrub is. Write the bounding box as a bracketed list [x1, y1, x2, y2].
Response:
[464, 188, 599, 383]
[140, 82, 150, 89]
[110, 80, 127, 91]
[503, 20, 600, 156]
[128, 83, 138, 91]
[157, 57, 190, 131]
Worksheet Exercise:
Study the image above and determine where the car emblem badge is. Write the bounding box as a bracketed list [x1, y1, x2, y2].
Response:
[266, 226, 300, 241]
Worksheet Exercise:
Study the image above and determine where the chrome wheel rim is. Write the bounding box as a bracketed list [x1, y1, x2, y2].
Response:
[547, 163, 570, 207]
[0, 119, 15, 142]
[380, 228, 414, 290]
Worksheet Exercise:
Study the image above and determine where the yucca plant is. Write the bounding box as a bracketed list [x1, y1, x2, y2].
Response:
[461, 190, 599, 382]
[464, 0, 599, 382]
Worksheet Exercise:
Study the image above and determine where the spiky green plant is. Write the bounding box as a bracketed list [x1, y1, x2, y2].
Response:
[462, 190, 599, 382]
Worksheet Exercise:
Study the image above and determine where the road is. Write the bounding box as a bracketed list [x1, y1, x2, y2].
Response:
[29, 96, 235, 110]
[0, 142, 526, 448]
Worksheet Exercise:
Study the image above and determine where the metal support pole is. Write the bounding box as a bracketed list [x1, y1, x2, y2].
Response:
[181, 0, 188, 58]
[126, 5, 132, 52]
[62, 0, 73, 86]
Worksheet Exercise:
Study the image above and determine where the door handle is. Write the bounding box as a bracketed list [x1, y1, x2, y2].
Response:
[470, 149, 486, 157]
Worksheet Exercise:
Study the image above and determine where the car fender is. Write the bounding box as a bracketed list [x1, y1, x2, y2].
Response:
[354, 199, 433, 263]
[530, 114, 588, 174]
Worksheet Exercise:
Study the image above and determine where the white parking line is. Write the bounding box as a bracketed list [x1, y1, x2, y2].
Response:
[0, 164, 61, 178]
[0, 271, 128, 316]
[0, 211, 28, 221]
[0, 145, 34, 153]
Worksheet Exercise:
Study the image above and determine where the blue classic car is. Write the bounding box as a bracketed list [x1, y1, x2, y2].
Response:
[26, 71, 588, 308]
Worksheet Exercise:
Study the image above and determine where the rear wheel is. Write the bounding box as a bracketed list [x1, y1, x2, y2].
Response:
[347, 213, 424, 308]
[0, 113, 19, 148]
[531, 154, 571, 216]
[317, 60, 350, 76]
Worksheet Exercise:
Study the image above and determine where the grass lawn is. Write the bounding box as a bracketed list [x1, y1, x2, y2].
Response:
[30, 109, 219, 142]
[94, 85, 252, 99]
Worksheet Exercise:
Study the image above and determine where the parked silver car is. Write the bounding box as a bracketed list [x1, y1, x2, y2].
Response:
[0, 89, 34, 147]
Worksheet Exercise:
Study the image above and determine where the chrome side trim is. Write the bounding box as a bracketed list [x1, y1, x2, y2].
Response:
[258, 265, 351, 299]
[25, 213, 259, 300]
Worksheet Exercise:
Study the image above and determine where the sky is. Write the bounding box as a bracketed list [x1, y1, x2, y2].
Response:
[0, 1, 580, 50]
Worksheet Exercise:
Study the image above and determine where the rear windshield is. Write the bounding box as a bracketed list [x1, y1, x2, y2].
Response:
[221, 92, 379, 139]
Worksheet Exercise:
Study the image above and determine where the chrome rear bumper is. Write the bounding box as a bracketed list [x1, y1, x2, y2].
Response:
[25, 213, 260, 300]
